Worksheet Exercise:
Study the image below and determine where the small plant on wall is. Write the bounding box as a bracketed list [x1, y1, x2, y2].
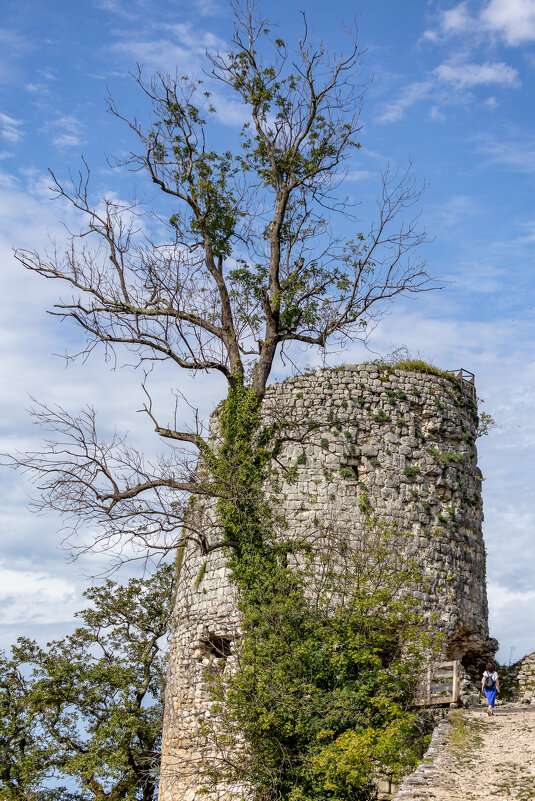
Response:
[404, 465, 420, 478]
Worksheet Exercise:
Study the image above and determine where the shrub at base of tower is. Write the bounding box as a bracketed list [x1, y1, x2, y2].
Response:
[206, 517, 440, 800]
[199, 385, 441, 800]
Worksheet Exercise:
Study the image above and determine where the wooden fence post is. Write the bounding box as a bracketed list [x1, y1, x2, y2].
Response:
[452, 659, 460, 704]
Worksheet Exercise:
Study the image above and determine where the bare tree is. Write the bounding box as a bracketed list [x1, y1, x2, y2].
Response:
[9, 4, 430, 562]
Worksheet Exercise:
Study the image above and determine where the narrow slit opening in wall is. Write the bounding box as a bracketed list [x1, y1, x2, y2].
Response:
[203, 636, 232, 659]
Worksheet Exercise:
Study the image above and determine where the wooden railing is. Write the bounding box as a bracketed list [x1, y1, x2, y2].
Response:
[415, 659, 460, 706]
[448, 368, 476, 398]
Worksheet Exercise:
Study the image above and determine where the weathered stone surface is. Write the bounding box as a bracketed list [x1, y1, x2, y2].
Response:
[517, 649, 535, 699]
[159, 364, 494, 800]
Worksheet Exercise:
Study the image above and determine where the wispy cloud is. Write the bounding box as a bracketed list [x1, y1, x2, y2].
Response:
[477, 130, 535, 173]
[376, 81, 433, 123]
[111, 21, 226, 75]
[434, 60, 519, 89]
[38, 67, 58, 82]
[94, 0, 144, 21]
[427, 194, 481, 229]
[429, 105, 446, 121]
[344, 168, 378, 182]
[43, 114, 84, 148]
[194, 0, 221, 16]
[26, 81, 52, 96]
[0, 28, 28, 86]
[0, 112, 23, 144]
[99, 0, 221, 24]
[483, 96, 499, 110]
[377, 57, 519, 123]
[108, 22, 249, 128]
[514, 220, 535, 243]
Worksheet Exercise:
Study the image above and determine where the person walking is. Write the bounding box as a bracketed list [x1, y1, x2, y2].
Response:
[481, 662, 500, 716]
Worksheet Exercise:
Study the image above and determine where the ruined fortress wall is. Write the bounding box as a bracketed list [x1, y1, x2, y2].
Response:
[517, 651, 535, 699]
[160, 363, 492, 801]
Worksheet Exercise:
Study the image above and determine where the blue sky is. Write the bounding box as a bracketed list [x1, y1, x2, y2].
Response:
[0, 0, 534, 665]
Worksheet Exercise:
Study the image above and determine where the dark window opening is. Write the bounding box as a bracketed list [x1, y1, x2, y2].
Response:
[203, 636, 232, 659]
[341, 459, 359, 479]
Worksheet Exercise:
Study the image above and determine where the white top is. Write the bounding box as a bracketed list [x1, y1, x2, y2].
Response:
[482, 670, 498, 682]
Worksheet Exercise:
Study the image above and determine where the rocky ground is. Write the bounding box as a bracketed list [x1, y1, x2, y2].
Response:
[394, 703, 535, 800]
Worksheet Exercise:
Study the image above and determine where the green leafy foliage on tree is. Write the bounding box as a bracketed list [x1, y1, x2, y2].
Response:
[0, 565, 174, 801]
[0, 651, 61, 800]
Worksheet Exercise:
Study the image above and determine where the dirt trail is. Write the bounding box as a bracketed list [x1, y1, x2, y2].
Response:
[395, 703, 535, 801]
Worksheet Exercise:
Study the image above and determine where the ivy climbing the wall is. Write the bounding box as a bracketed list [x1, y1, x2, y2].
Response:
[201, 382, 441, 801]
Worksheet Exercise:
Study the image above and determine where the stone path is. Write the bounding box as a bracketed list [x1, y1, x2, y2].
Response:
[395, 704, 535, 800]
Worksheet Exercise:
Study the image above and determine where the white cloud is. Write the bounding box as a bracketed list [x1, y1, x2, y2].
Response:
[421, 3, 477, 44]
[52, 133, 82, 148]
[0, 112, 24, 144]
[43, 114, 83, 148]
[377, 57, 519, 124]
[162, 22, 225, 52]
[38, 68, 58, 82]
[0, 563, 77, 625]
[112, 39, 197, 73]
[443, 1, 473, 33]
[376, 80, 432, 123]
[111, 22, 226, 75]
[344, 169, 377, 182]
[26, 81, 51, 96]
[514, 220, 535, 243]
[487, 582, 535, 662]
[481, 0, 535, 45]
[429, 105, 446, 121]
[427, 0, 535, 47]
[94, 0, 140, 20]
[434, 60, 519, 88]
[427, 194, 481, 229]
[194, 0, 221, 16]
[477, 131, 535, 173]
[484, 95, 499, 110]
[0, 28, 28, 86]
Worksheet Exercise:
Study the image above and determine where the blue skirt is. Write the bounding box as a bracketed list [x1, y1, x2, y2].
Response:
[484, 687, 497, 707]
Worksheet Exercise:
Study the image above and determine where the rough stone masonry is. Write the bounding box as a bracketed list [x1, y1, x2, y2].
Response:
[159, 363, 496, 801]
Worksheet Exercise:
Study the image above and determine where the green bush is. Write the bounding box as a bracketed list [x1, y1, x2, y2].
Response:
[208, 517, 439, 801]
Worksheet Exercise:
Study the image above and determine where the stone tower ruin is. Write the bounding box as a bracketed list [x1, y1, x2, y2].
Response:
[159, 362, 494, 800]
